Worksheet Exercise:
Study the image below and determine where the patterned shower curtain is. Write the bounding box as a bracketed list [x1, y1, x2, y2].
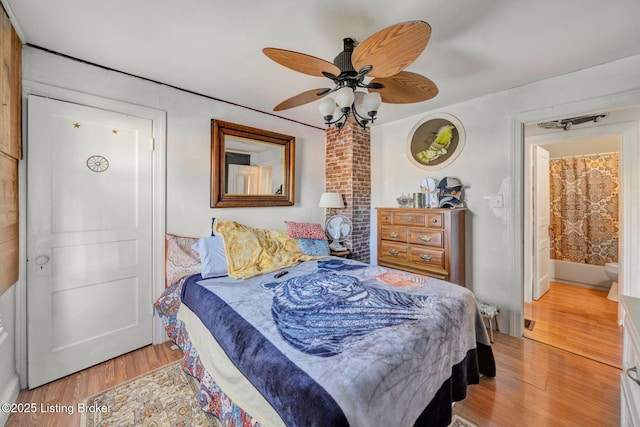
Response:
[549, 153, 619, 266]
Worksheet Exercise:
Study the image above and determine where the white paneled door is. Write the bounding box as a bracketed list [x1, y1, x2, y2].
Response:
[533, 145, 551, 300]
[27, 95, 154, 388]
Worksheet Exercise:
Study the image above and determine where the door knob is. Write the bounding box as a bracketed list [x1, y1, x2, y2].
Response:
[34, 255, 50, 265]
[33, 255, 51, 276]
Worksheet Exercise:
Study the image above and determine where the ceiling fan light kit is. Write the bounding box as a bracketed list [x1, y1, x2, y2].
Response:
[263, 20, 438, 130]
[319, 87, 382, 129]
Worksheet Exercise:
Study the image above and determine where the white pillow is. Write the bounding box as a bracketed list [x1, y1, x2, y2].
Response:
[192, 236, 228, 278]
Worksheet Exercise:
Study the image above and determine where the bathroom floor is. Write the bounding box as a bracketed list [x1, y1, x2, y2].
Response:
[524, 281, 623, 368]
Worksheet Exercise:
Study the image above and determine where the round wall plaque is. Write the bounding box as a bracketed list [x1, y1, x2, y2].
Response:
[407, 113, 466, 170]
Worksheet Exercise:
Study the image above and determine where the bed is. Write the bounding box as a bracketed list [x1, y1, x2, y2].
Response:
[155, 220, 495, 427]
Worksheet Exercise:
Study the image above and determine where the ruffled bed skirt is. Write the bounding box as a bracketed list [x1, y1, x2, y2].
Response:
[155, 278, 261, 427]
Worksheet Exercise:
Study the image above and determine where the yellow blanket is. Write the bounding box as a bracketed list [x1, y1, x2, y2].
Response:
[213, 219, 317, 279]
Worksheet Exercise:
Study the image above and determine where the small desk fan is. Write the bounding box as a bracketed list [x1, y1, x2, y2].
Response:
[325, 215, 353, 251]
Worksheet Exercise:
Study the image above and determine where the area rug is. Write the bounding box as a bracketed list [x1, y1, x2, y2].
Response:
[81, 360, 478, 427]
[81, 361, 219, 427]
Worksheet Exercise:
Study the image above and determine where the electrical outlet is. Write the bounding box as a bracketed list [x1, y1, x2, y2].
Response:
[493, 195, 504, 208]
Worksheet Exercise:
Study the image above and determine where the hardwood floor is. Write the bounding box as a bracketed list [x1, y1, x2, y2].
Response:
[523, 281, 622, 368]
[6, 332, 621, 427]
[5, 342, 183, 427]
[454, 332, 621, 426]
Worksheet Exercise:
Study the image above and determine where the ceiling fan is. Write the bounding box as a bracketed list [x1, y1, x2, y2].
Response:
[263, 20, 438, 129]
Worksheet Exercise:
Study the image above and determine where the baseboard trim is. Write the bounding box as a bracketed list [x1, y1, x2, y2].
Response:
[0, 373, 20, 426]
[551, 278, 609, 292]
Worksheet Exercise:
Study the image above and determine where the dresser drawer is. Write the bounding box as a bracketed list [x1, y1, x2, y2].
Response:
[380, 226, 408, 242]
[426, 213, 444, 228]
[392, 211, 426, 226]
[410, 247, 445, 268]
[376, 207, 465, 286]
[380, 241, 409, 261]
[409, 229, 443, 248]
[379, 210, 393, 225]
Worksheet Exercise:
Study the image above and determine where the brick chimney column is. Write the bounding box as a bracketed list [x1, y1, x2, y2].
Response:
[324, 119, 371, 262]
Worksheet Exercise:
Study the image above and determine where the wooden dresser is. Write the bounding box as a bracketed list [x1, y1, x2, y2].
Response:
[376, 208, 465, 286]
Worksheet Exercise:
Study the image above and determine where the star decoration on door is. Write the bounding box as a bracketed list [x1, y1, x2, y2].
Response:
[73, 122, 81, 128]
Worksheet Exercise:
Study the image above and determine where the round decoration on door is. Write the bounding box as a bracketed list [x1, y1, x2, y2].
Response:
[407, 113, 466, 170]
[86, 155, 109, 173]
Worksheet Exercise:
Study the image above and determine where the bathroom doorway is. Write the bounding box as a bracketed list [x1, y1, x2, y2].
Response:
[522, 111, 628, 368]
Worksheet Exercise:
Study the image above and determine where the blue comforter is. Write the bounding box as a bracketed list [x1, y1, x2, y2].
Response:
[180, 258, 495, 427]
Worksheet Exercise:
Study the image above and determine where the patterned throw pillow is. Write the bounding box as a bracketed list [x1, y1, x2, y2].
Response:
[297, 238, 330, 256]
[165, 233, 201, 287]
[284, 221, 327, 240]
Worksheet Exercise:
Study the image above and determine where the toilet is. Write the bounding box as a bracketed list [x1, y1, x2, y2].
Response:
[604, 262, 619, 302]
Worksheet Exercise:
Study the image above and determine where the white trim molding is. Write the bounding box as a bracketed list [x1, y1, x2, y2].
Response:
[0, 308, 7, 347]
[0, 373, 19, 426]
[509, 89, 640, 338]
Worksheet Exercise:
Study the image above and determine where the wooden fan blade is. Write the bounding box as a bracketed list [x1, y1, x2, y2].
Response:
[263, 48, 340, 77]
[273, 88, 331, 111]
[369, 71, 438, 104]
[352, 21, 431, 78]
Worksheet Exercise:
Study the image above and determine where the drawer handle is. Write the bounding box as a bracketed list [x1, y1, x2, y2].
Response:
[388, 249, 399, 256]
[389, 232, 399, 238]
[627, 366, 640, 386]
[419, 235, 432, 242]
[420, 255, 432, 262]
[432, 218, 439, 224]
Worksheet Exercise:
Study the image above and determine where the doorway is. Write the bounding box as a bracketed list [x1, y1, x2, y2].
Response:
[27, 95, 156, 387]
[20, 84, 167, 388]
[522, 113, 626, 367]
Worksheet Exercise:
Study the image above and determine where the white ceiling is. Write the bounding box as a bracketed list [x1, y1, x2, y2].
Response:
[4, 0, 640, 128]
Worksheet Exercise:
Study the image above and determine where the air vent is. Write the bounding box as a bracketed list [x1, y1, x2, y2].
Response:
[538, 113, 607, 131]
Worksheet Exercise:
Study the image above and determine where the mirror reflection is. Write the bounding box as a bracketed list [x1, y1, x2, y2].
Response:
[211, 120, 295, 208]
[224, 136, 284, 195]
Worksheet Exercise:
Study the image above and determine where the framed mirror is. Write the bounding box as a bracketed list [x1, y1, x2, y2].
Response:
[211, 120, 295, 207]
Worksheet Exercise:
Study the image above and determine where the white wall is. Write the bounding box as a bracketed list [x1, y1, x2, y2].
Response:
[371, 53, 640, 335]
[22, 46, 327, 236]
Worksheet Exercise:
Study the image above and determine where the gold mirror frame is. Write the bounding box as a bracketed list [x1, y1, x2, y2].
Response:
[211, 120, 295, 208]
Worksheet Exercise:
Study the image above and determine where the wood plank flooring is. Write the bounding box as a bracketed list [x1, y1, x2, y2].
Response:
[6, 326, 622, 426]
[523, 281, 622, 368]
[454, 332, 621, 426]
[5, 342, 183, 427]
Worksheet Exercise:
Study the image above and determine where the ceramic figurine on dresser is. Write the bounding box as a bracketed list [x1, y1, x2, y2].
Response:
[396, 176, 465, 210]
[420, 177, 440, 208]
